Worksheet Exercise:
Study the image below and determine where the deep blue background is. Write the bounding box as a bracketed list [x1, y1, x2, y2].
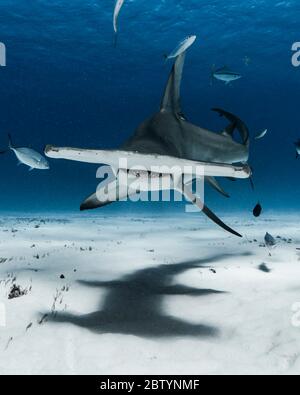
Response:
[0, 0, 299, 215]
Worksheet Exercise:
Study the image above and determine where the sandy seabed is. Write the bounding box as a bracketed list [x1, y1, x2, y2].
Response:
[0, 213, 300, 375]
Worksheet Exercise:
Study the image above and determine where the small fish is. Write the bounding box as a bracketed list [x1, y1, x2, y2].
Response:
[295, 139, 300, 159]
[265, 232, 276, 247]
[211, 66, 242, 85]
[255, 129, 268, 140]
[113, 0, 125, 44]
[253, 202, 262, 218]
[8, 134, 50, 171]
[165, 35, 197, 60]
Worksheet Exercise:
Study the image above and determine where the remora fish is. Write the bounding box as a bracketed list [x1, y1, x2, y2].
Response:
[255, 129, 268, 140]
[165, 36, 197, 60]
[295, 140, 300, 159]
[45, 53, 251, 237]
[9, 134, 49, 171]
[211, 66, 242, 85]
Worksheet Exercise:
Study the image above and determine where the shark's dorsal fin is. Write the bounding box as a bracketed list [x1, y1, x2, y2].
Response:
[161, 53, 186, 115]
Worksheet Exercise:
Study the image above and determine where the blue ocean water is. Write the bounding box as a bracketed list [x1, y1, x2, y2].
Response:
[0, 0, 299, 215]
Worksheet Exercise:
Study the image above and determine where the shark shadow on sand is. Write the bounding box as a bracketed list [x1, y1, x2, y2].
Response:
[44, 253, 252, 338]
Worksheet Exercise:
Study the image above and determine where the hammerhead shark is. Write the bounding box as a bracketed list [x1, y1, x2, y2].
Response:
[45, 52, 250, 237]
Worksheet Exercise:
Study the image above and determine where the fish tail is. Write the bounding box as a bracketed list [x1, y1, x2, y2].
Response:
[8, 133, 13, 149]
[113, 32, 118, 48]
[296, 152, 299, 159]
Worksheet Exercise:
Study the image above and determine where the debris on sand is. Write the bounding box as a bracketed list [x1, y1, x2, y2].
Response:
[5, 337, 13, 351]
[258, 263, 271, 273]
[8, 284, 27, 300]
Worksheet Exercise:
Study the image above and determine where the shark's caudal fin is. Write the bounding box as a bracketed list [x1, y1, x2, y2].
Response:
[160, 52, 186, 116]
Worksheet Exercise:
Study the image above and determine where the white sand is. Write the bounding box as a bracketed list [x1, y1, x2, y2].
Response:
[0, 213, 300, 375]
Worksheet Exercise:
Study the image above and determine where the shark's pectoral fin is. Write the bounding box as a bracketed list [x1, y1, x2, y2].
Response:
[206, 176, 230, 198]
[80, 192, 112, 211]
[177, 182, 242, 237]
[28, 167, 34, 171]
[80, 180, 136, 211]
[201, 203, 242, 238]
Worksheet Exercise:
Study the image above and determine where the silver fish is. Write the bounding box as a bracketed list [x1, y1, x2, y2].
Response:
[255, 129, 268, 140]
[212, 66, 242, 85]
[166, 36, 197, 60]
[295, 140, 300, 159]
[113, 0, 125, 34]
[9, 134, 49, 171]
